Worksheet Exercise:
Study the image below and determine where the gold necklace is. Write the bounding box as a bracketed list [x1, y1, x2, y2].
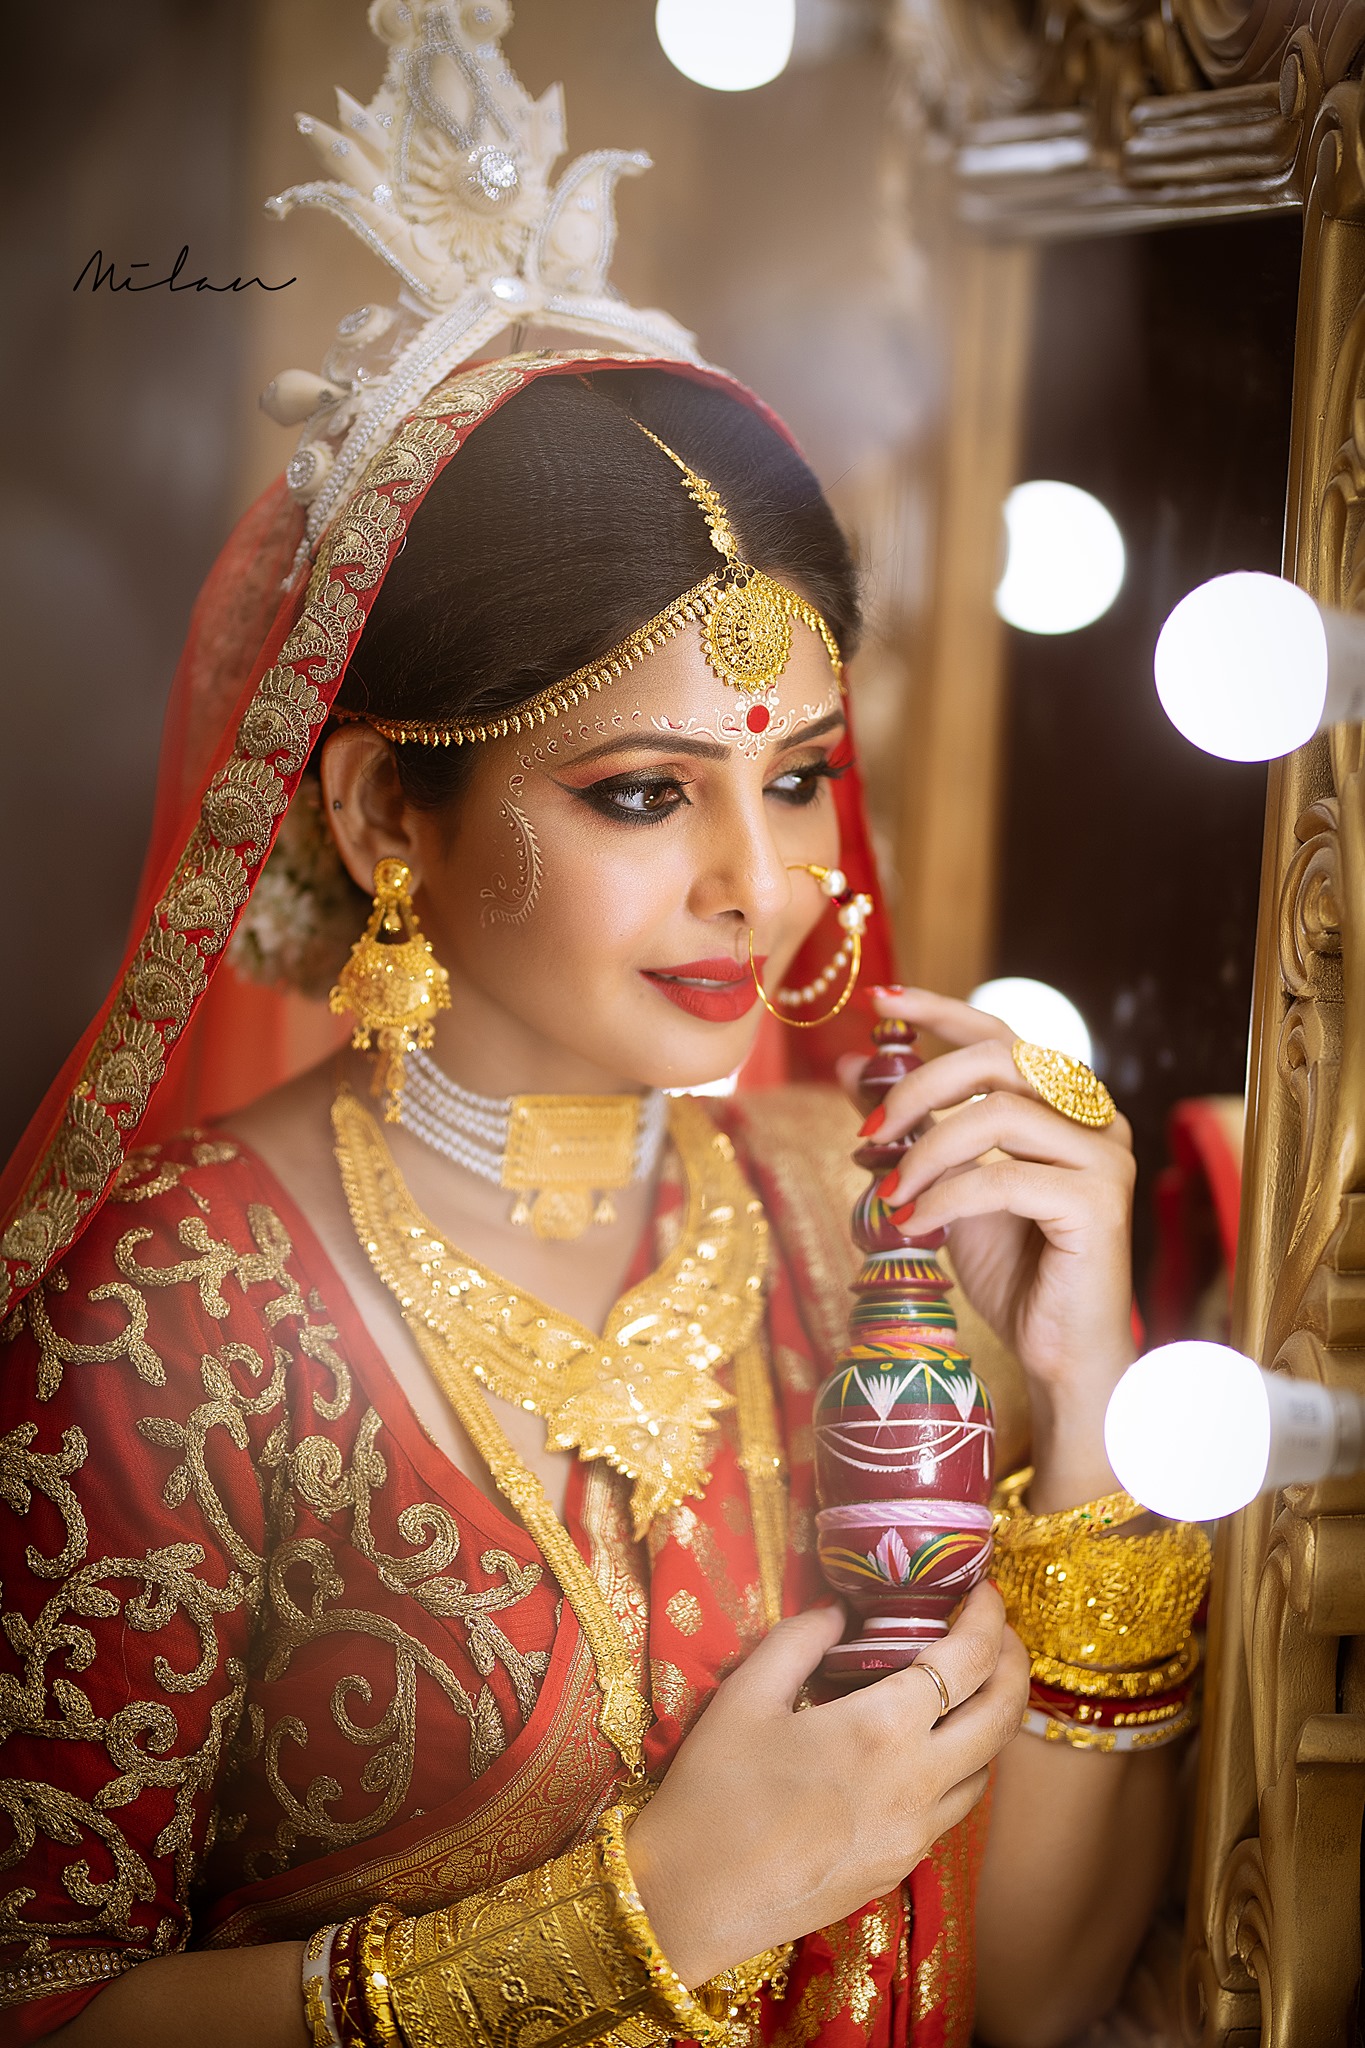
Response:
[333, 1089, 786, 1778]
[332, 1090, 770, 1540]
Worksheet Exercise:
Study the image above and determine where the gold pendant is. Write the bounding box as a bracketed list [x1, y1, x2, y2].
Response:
[503, 1094, 640, 1240]
[333, 1090, 770, 1537]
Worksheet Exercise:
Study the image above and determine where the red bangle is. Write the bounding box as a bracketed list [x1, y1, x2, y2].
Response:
[328, 1916, 369, 2048]
[1028, 1680, 1194, 1731]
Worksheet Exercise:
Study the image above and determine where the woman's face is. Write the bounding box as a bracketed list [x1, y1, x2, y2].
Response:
[326, 622, 848, 1094]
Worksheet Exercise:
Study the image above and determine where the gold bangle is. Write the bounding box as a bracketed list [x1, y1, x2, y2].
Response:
[1028, 1636, 1200, 1700]
[992, 1467, 1146, 1539]
[991, 1474, 1211, 1669]
[356, 1902, 405, 2046]
[595, 1805, 736, 2046]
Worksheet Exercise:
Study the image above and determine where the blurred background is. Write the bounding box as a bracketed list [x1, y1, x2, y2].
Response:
[0, 0, 1294, 1326]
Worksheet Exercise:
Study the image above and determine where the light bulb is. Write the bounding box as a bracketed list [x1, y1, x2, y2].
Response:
[994, 480, 1125, 636]
[655, 0, 796, 91]
[968, 976, 1093, 1065]
[1104, 1341, 1365, 1520]
[1154, 573, 1328, 762]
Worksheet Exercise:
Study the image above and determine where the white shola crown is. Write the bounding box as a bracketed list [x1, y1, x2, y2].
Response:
[261, 0, 703, 570]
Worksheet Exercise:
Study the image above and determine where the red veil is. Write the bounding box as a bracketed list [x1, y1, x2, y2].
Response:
[0, 352, 893, 1315]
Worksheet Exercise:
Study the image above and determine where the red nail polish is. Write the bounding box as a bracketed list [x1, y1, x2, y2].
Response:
[859, 1105, 886, 1137]
[877, 1172, 899, 1200]
[872, 985, 904, 996]
[891, 1201, 917, 1226]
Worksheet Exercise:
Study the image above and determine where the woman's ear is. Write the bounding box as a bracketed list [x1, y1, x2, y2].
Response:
[319, 725, 423, 894]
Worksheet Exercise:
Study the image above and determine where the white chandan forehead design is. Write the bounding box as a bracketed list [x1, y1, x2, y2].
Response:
[261, 0, 704, 575]
[652, 694, 843, 762]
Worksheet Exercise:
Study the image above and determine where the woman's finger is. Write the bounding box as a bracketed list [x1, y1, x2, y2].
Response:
[926, 1627, 1030, 1784]
[876, 1091, 1135, 1210]
[722, 1603, 847, 1711]
[849, 1581, 1005, 1739]
[897, 1157, 1129, 1240]
[865, 1038, 1132, 1156]
[871, 985, 1015, 1049]
[864, 1038, 1031, 1140]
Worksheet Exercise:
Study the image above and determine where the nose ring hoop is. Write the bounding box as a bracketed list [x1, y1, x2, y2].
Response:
[748, 862, 874, 1031]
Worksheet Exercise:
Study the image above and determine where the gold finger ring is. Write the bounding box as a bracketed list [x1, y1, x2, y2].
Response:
[915, 1661, 953, 1723]
[1011, 1042, 1117, 1129]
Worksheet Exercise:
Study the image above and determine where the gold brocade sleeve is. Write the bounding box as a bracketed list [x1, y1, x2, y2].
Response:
[379, 1807, 790, 2048]
[384, 1838, 670, 2048]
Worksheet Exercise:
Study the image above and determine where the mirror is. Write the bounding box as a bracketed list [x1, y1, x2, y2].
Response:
[996, 215, 1300, 1322]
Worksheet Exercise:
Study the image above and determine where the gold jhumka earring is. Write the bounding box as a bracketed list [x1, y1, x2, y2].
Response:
[748, 864, 874, 1030]
[329, 858, 452, 1120]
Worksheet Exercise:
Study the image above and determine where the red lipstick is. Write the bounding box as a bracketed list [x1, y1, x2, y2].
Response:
[642, 956, 762, 1024]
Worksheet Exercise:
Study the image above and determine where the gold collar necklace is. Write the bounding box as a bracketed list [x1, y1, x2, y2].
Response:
[398, 1047, 669, 1241]
[332, 1088, 770, 1540]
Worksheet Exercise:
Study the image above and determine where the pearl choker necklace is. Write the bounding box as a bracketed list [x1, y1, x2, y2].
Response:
[398, 1047, 669, 1241]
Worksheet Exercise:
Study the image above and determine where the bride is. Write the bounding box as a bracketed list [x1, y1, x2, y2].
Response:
[0, 11, 1208, 2048]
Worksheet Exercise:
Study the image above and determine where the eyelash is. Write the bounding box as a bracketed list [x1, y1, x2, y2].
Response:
[575, 755, 849, 826]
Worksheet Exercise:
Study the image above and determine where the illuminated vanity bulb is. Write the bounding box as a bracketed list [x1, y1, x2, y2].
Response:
[1104, 1341, 1365, 1521]
[655, 0, 796, 90]
[994, 481, 1125, 635]
[969, 976, 1093, 1066]
[1155, 573, 1328, 761]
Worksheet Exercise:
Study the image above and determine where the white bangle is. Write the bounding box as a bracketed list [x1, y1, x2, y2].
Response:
[301, 1921, 344, 2048]
[1020, 1700, 1199, 1753]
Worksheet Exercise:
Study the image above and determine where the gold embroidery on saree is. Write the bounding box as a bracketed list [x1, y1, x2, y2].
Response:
[769, 1898, 896, 2048]
[238, 667, 326, 774]
[0, 1145, 564, 1966]
[664, 1590, 702, 1637]
[161, 836, 250, 953]
[3, 1268, 164, 1403]
[0, 1421, 89, 1579]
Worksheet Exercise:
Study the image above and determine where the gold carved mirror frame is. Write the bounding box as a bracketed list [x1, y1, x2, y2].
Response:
[889, 4, 1365, 2042]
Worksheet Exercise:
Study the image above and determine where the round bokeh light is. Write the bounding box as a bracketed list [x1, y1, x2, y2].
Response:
[655, 0, 795, 91]
[1104, 1342, 1271, 1521]
[1154, 571, 1328, 763]
[994, 480, 1126, 636]
[969, 976, 1094, 1067]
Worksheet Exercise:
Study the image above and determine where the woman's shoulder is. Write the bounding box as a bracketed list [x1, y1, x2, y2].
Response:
[0, 1125, 327, 1414]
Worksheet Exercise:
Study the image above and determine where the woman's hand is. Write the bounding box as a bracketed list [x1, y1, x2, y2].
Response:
[626, 1583, 1028, 1986]
[843, 986, 1137, 1507]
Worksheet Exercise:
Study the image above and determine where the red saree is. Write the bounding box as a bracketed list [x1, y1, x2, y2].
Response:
[0, 1086, 989, 2048]
[0, 351, 992, 2048]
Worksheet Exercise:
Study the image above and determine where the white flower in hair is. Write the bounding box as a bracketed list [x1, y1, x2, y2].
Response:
[260, 0, 704, 571]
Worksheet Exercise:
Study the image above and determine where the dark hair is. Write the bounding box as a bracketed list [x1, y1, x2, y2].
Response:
[336, 367, 860, 808]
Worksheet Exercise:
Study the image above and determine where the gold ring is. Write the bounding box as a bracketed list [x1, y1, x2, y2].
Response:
[914, 1660, 953, 1723]
[1011, 1042, 1117, 1129]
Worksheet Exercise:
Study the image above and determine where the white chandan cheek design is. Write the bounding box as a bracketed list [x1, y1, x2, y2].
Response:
[480, 708, 648, 926]
[651, 697, 840, 763]
[480, 773, 543, 927]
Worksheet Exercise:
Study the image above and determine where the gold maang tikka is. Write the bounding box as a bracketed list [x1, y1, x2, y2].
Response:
[333, 421, 846, 752]
[329, 857, 451, 1120]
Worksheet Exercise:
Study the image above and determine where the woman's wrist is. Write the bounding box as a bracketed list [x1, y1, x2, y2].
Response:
[1022, 1348, 1131, 1513]
[622, 1797, 710, 1987]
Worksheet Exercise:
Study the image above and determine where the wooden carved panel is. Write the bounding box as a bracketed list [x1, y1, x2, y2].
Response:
[889, 3, 1365, 2041]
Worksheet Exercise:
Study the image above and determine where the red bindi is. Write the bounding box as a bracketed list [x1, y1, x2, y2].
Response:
[746, 703, 770, 733]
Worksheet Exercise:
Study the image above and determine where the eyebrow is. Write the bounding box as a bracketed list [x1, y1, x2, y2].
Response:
[562, 707, 848, 769]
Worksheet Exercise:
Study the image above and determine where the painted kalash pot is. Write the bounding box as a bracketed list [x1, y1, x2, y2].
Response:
[817, 1019, 996, 1684]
